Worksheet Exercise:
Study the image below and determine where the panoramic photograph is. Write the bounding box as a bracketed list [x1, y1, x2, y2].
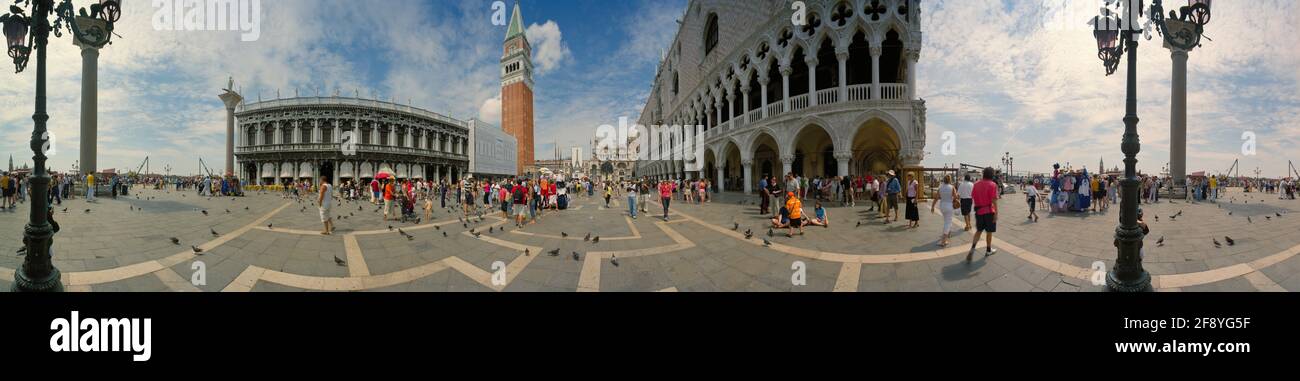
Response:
[1, 0, 1296, 364]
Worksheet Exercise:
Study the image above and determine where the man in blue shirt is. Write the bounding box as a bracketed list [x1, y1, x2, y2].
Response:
[885, 170, 901, 223]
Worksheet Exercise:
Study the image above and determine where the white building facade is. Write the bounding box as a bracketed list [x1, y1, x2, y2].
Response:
[635, 0, 927, 193]
[234, 96, 471, 186]
[467, 118, 518, 178]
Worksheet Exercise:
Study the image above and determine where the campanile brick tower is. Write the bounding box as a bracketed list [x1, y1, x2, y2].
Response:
[501, 1, 534, 175]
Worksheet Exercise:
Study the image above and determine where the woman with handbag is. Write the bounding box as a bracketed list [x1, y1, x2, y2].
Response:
[930, 175, 957, 247]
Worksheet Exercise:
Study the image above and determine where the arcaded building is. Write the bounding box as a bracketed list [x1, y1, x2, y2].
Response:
[233, 96, 471, 186]
[635, 0, 927, 193]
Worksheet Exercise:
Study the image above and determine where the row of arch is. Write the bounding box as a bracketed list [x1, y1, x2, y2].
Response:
[241, 160, 467, 186]
[641, 112, 910, 194]
[655, 0, 920, 132]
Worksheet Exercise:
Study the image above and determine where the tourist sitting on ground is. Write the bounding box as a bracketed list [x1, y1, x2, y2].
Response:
[807, 202, 828, 228]
[771, 206, 790, 229]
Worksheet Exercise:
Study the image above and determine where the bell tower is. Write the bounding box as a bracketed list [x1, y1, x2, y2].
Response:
[500, 1, 534, 175]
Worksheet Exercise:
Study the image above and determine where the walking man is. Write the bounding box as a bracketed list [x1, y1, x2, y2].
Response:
[626, 181, 638, 219]
[958, 175, 974, 231]
[968, 167, 1000, 261]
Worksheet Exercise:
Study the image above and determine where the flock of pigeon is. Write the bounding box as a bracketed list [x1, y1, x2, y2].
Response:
[1152, 195, 1288, 250]
[139, 189, 621, 270]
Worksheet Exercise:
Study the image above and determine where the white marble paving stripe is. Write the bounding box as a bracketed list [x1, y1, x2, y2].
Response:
[221, 266, 266, 292]
[1243, 271, 1287, 292]
[154, 267, 203, 292]
[579, 222, 696, 292]
[342, 234, 370, 277]
[833, 262, 862, 292]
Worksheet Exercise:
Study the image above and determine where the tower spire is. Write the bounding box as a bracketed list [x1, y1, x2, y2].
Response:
[505, 1, 525, 41]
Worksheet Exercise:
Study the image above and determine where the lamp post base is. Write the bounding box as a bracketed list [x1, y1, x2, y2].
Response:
[12, 267, 63, 293]
[1106, 270, 1152, 292]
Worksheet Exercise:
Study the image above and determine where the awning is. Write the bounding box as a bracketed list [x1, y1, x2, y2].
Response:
[412, 165, 424, 179]
[360, 162, 374, 178]
[339, 162, 354, 178]
[261, 163, 275, 178]
[299, 162, 314, 178]
[396, 163, 408, 178]
[280, 162, 293, 178]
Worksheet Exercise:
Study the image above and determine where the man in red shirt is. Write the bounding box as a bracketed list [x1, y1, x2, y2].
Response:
[969, 167, 999, 261]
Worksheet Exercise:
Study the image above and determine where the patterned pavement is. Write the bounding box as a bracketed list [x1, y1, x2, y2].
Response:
[1, 186, 1296, 292]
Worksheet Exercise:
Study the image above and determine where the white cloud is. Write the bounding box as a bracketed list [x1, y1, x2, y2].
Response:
[479, 95, 502, 125]
[525, 20, 571, 74]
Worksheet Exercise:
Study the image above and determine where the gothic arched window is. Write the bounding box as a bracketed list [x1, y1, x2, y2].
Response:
[703, 13, 719, 56]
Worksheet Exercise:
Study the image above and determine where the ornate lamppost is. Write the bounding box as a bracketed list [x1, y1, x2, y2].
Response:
[1090, 0, 1211, 292]
[3, 0, 120, 292]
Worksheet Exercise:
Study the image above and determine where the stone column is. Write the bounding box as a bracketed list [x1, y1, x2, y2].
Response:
[836, 152, 852, 177]
[758, 76, 769, 118]
[717, 165, 726, 193]
[806, 55, 819, 106]
[837, 49, 849, 102]
[76, 40, 101, 176]
[218, 83, 243, 177]
[333, 120, 341, 144]
[740, 85, 750, 122]
[781, 154, 794, 177]
[780, 64, 792, 111]
[1169, 47, 1189, 189]
[870, 46, 882, 99]
[726, 92, 735, 125]
[742, 159, 753, 194]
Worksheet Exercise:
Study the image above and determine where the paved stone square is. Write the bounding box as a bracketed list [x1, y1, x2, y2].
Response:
[1, 186, 1297, 292]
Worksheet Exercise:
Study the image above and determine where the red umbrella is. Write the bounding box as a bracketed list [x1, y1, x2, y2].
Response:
[375, 172, 392, 180]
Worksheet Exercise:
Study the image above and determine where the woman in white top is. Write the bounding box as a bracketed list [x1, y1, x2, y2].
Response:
[1025, 181, 1040, 222]
[930, 175, 957, 247]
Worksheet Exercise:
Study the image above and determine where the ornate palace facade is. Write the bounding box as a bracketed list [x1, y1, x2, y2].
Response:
[635, 0, 927, 193]
[234, 97, 471, 186]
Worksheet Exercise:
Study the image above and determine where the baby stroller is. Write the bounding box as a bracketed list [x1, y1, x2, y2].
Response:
[399, 194, 418, 223]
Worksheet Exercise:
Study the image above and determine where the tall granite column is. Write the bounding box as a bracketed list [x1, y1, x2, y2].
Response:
[219, 83, 243, 178]
[76, 39, 100, 176]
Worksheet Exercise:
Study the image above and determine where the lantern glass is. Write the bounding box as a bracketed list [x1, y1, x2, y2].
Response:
[101, 0, 122, 23]
[1188, 0, 1211, 25]
[4, 20, 27, 50]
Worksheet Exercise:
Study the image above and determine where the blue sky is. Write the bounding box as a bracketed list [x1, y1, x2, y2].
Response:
[1, 0, 1297, 178]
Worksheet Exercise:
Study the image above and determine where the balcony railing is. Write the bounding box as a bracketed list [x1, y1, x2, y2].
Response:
[789, 94, 810, 112]
[880, 83, 908, 100]
[681, 83, 911, 145]
[816, 88, 839, 105]
[848, 84, 871, 101]
[767, 102, 785, 118]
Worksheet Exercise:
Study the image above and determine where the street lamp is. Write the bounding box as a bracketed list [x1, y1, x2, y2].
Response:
[3, 0, 120, 292]
[1090, 0, 1211, 292]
